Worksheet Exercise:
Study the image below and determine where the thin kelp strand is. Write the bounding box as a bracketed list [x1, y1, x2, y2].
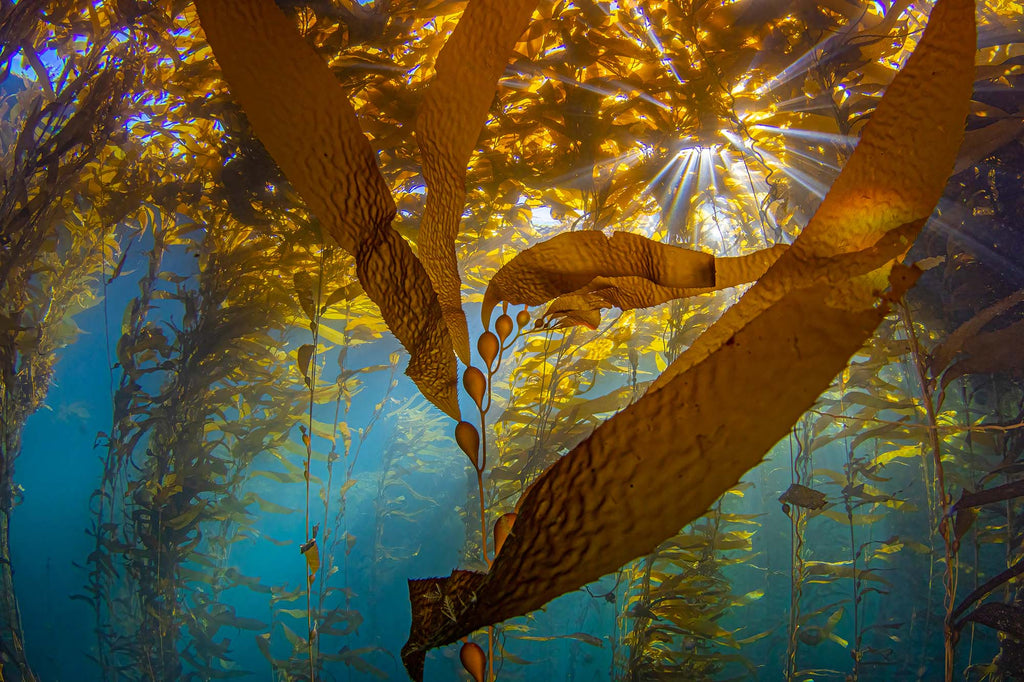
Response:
[899, 301, 959, 680]
[301, 244, 328, 681]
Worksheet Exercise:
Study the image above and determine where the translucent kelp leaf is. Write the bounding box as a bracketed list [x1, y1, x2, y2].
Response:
[512, 632, 603, 647]
[166, 501, 207, 531]
[402, 1, 974, 677]
[255, 632, 278, 666]
[941, 318, 1024, 386]
[954, 117, 1024, 174]
[195, 0, 460, 419]
[541, 245, 787, 327]
[541, 294, 604, 330]
[417, 0, 540, 363]
[301, 538, 320, 586]
[296, 344, 314, 386]
[929, 290, 1024, 376]
[482, 231, 786, 327]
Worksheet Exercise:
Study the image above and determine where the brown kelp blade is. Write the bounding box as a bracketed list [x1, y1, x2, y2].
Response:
[417, 0, 540, 363]
[196, 0, 460, 420]
[650, 0, 975, 393]
[482, 231, 787, 327]
[403, 0, 974, 677]
[403, 262, 920, 681]
[539, 244, 788, 328]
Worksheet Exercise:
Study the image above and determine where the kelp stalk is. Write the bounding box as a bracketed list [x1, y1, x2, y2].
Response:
[900, 301, 958, 681]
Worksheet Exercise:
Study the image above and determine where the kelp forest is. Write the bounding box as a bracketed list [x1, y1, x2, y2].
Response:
[0, 0, 1022, 680]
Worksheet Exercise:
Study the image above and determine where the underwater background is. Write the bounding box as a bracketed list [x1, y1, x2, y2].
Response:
[1, 0, 1023, 680]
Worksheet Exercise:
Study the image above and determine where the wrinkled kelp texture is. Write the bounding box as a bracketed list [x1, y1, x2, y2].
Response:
[417, 0, 540, 363]
[402, 0, 975, 678]
[195, 0, 463, 419]
[482, 231, 788, 328]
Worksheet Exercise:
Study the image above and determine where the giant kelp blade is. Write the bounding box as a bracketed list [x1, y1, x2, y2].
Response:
[402, 263, 919, 680]
[482, 231, 786, 326]
[416, 0, 539, 363]
[195, 0, 460, 419]
[538, 245, 789, 328]
[650, 0, 976, 393]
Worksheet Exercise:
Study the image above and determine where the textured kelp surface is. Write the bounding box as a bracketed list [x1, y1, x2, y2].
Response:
[195, 0, 462, 420]
[482, 231, 788, 327]
[400, 0, 975, 676]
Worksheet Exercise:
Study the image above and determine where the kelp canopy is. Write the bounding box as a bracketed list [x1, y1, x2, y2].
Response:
[0, 0, 1022, 681]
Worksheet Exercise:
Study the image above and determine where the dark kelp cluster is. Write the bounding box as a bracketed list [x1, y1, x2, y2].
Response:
[1, 0, 1023, 681]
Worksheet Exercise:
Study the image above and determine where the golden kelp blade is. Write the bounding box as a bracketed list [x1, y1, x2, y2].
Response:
[402, 264, 919, 681]
[482, 231, 786, 326]
[195, 0, 460, 420]
[538, 245, 789, 328]
[417, 0, 540, 364]
[650, 0, 976, 393]
[402, 0, 974, 678]
[301, 539, 320, 585]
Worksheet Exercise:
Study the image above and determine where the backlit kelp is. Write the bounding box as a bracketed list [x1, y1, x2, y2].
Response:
[400, 0, 974, 676]
[1, 1, 1023, 682]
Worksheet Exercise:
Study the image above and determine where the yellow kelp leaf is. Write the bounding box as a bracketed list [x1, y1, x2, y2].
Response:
[402, 1, 974, 677]
[195, 0, 460, 420]
[301, 539, 320, 586]
[541, 294, 604, 330]
[482, 231, 786, 327]
[650, 0, 975, 393]
[417, 0, 540, 364]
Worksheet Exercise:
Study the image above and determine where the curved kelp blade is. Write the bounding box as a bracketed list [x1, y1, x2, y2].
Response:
[403, 0, 975, 678]
[650, 0, 975, 393]
[196, 0, 460, 420]
[403, 262, 919, 680]
[417, 0, 539, 363]
[482, 231, 787, 326]
[542, 246, 788, 328]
